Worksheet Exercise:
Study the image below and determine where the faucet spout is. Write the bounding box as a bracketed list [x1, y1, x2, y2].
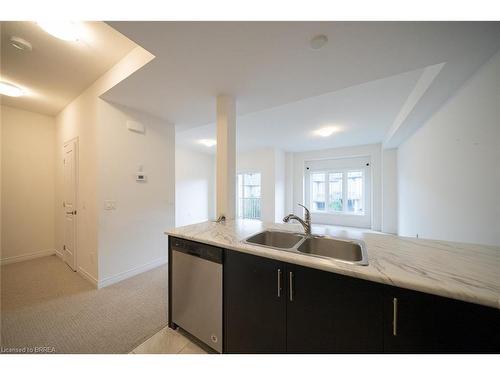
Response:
[283, 204, 312, 236]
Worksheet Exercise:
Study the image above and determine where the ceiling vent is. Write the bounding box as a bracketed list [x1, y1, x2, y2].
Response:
[309, 34, 328, 50]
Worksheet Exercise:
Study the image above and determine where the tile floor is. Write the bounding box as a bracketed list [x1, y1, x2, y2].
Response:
[130, 327, 209, 354]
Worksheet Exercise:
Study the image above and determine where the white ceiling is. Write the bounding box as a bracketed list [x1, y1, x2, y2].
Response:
[177, 67, 425, 153]
[101, 22, 500, 152]
[104, 22, 500, 126]
[0, 21, 136, 115]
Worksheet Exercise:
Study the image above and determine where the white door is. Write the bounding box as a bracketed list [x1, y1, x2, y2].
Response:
[63, 139, 77, 271]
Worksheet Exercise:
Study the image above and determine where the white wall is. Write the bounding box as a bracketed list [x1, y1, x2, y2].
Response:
[291, 143, 383, 230]
[398, 51, 500, 246]
[381, 148, 398, 234]
[0, 105, 2, 261]
[175, 147, 283, 226]
[1, 106, 56, 264]
[55, 82, 99, 280]
[274, 149, 286, 222]
[237, 148, 285, 223]
[175, 146, 216, 226]
[284, 152, 295, 215]
[97, 102, 174, 285]
[55, 46, 159, 285]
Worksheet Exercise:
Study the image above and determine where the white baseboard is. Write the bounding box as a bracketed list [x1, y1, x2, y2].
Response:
[78, 266, 98, 288]
[98, 257, 168, 289]
[0, 249, 55, 266]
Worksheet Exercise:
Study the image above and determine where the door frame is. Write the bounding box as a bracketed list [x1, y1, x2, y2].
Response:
[62, 137, 79, 271]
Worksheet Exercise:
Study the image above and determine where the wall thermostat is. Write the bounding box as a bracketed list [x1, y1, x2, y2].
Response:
[136, 173, 147, 182]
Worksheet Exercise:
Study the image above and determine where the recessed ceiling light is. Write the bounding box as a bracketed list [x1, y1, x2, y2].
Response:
[37, 21, 82, 41]
[10, 36, 33, 51]
[313, 126, 337, 137]
[198, 139, 217, 147]
[310, 34, 328, 50]
[0, 81, 24, 97]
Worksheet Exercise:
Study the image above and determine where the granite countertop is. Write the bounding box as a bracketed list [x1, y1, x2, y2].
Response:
[165, 219, 500, 309]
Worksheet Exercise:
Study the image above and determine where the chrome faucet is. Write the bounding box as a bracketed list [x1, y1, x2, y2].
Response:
[283, 204, 312, 236]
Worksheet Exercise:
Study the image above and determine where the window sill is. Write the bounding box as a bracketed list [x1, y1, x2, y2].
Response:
[311, 210, 366, 217]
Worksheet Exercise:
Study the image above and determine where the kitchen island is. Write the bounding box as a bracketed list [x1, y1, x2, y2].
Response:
[166, 219, 500, 309]
[166, 219, 499, 353]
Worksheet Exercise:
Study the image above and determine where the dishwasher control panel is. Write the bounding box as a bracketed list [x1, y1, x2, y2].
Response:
[170, 237, 223, 264]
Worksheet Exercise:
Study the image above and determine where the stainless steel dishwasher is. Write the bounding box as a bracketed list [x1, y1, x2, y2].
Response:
[171, 237, 223, 353]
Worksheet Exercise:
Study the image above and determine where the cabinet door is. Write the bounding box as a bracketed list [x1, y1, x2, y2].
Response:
[224, 250, 286, 353]
[384, 287, 500, 353]
[285, 263, 383, 353]
[383, 287, 436, 353]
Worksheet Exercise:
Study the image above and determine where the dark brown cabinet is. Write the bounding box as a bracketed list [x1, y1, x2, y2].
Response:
[224, 250, 286, 353]
[224, 250, 384, 353]
[383, 287, 441, 353]
[286, 263, 383, 353]
[223, 248, 500, 354]
[383, 286, 500, 353]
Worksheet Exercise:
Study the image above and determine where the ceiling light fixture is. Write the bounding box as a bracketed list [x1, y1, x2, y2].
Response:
[37, 21, 82, 41]
[313, 126, 337, 137]
[310, 34, 328, 50]
[198, 139, 217, 147]
[10, 36, 33, 51]
[0, 81, 24, 97]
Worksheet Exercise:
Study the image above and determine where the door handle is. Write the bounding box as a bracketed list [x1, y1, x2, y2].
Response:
[277, 268, 282, 297]
[289, 271, 294, 302]
[66, 210, 76, 215]
[393, 297, 398, 336]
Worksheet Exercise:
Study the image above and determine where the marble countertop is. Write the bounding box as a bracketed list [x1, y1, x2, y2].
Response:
[165, 219, 500, 309]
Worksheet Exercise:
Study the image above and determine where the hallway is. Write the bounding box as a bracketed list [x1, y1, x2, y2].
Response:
[1, 256, 167, 353]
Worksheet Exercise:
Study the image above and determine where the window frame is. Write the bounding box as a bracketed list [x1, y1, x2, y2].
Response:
[237, 171, 262, 220]
[308, 168, 366, 216]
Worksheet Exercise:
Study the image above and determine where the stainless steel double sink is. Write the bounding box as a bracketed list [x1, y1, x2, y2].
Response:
[243, 230, 368, 266]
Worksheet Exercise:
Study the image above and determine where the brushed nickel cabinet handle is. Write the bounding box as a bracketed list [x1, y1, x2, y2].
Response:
[289, 271, 294, 302]
[393, 297, 398, 336]
[277, 268, 282, 297]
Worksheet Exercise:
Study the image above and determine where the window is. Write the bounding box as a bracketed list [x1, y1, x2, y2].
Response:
[347, 171, 363, 214]
[309, 170, 364, 215]
[329, 172, 343, 212]
[237, 172, 261, 219]
[311, 173, 326, 211]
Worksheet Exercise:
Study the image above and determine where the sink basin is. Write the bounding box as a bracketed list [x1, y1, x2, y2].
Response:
[297, 237, 368, 265]
[243, 230, 368, 265]
[245, 230, 304, 249]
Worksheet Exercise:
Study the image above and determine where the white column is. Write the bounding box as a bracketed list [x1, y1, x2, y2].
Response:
[216, 95, 236, 219]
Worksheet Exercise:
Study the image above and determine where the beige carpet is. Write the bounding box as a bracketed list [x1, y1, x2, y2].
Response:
[0, 255, 168, 354]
